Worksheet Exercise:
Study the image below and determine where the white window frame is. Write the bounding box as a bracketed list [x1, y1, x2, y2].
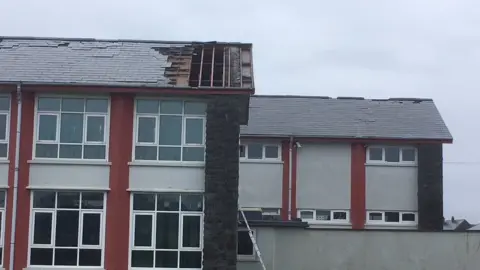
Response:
[33, 95, 110, 161]
[27, 191, 107, 267]
[237, 228, 256, 261]
[298, 209, 350, 224]
[366, 145, 417, 165]
[0, 95, 11, 160]
[129, 193, 204, 269]
[239, 142, 281, 161]
[0, 190, 6, 266]
[366, 211, 418, 225]
[132, 98, 207, 163]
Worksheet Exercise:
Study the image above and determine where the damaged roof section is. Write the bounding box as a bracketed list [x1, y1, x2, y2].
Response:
[0, 37, 254, 89]
[241, 95, 453, 141]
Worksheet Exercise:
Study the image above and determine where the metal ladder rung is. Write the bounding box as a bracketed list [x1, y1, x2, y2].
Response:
[240, 209, 267, 270]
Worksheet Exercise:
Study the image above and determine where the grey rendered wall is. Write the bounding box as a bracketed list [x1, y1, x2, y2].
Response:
[247, 228, 480, 270]
[366, 165, 417, 211]
[129, 165, 204, 191]
[296, 143, 351, 209]
[29, 163, 109, 189]
[237, 227, 276, 270]
[239, 162, 282, 208]
[0, 163, 8, 187]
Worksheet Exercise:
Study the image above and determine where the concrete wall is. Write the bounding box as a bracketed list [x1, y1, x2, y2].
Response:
[239, 227, 480, 270]
[129, 165, 204, 191]
[296, 143, 351, 209]
[239, 162, 282, 208]
[366, 165, 417, 211]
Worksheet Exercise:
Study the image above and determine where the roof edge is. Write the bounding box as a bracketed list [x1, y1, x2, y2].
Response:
[239, 134, 453, 143]
[252, 94, 434, 102]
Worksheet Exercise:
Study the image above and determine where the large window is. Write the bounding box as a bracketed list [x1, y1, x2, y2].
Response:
[0, 96, 10, 159]
[237, 229, 255, 261]
[239, 143, 280, 161]
[367, 211, 417, 225]
[131, 193, 203, 269]
[0, 191, 5, 266]
[134, 99, 206, 162]
[29, 191, 105, 267]
[35, 97, 109, 160]
[367, 146, 417, 165]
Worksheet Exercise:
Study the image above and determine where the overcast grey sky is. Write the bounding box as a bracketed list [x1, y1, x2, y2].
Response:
[1, 0, 479, 222]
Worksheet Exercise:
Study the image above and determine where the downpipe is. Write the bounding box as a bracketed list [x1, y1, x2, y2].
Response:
[288, 136, 293, 220]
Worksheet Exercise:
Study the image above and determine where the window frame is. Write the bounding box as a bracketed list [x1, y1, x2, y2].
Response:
[297, 209, 350, 224]
[366, 211, 418, 225]
[239, 142, 282, 161]
[0, 95, 11, 160]
[132, 98, 207, 163]
[32, 95, 111, 161]
[27, 191, 107, 267]
[129, 193, 204, 269]
[366, 145, 417, 165]
[237, 228, 256, 261]
[0, 190, 6, 266]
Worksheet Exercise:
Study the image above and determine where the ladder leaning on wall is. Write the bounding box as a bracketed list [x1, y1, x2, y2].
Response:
[239, 209, 267, 270]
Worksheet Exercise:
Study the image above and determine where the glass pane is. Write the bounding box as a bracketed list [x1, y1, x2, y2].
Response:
[160, 100, 183, 114]
[35, 144, 58, 158]
[155, 251, 178, 268]
[385, 212, 400, 222]
[61, 98, 85, 112]
[179, 251, 202, 268]
[0, 97, 9, 111]
[82, 213, 101, 245]
[30, 248, 53, 265]
[54, 248, 77, 266]
[133, 194, 155, 210]
[316, 210, 331, 221]
[402, 148, 416, 162]
[33, 191, 56, 208]
[33, 212, 52, 244]
[59, 144, 82, 159]
[79, 249, 101, 266]
[247, 144, 263, 159]
[136, 100, 159, 114]
[134, 215, 153, 247]
[369, 212, 383, 221]
[159, 115, 182, 145]
[183, 216, 201, 248]
[86, 99, 108, 113]
[333, 212, 347, 220]
[184, 101, 206, 115]
[264, 145, 278, 158]
[0, 191, 5, 207]
[185, 118, 204, 144]
[402, 213, 416, 222]
[157, 194, 180, 211]
[158, 147, 181, 161]
[131, 251, 154, 267]
[0, 143, 7, 158]
[369, 147, 383, 160]
[239, 145, 246, 157]
[57, 192, 80, 209]
[181, 194, 203, 212]
[137, 117, 156, 143]
[0, 114, 7, 140]
[135, 146, 157, 160]
[237, 231, 253, 255]
[83, 145, 106, 159]
[38, 115, 57, 141]
[182, 147, 204, 162]
[55, 210, 79, 247]
[86, 116, 105, 142]
[156, 213, 179, 249]
[60, 113, 83, 143]
[82, 192, 104, 209]
[299, 211, 313, 219]
[38, 97, 61, 111]
[385, 147, 400, 162]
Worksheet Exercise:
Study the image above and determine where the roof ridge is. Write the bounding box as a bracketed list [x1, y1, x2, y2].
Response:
[253, 95, 434, 102]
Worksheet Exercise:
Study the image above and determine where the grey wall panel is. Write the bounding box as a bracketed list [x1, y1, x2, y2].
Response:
[129, 165, 204, 191]
[239, 162, 283, 208]
[29, 164, 109, 189]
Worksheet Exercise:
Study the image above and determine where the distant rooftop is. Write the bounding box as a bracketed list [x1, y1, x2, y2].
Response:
[0, 36, 254, 89]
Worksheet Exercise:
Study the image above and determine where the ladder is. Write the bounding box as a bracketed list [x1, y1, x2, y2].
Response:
[239, 209, 267, 270]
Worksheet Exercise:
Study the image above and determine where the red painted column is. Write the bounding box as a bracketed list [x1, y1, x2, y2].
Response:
[13, 92, 35, 269]
[105, 93, 134, 270]
[290, 143, 298, 219]
[281, 141, 290, 220]
[351, 143, 366, 229]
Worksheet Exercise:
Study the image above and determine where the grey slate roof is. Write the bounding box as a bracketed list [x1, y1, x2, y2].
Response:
[241, 95, 452, 141]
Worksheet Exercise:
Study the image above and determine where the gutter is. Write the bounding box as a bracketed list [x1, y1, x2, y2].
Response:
[9, 83, 22, 270]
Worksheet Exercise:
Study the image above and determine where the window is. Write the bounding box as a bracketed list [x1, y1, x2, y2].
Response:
[367, 146, 417, 164]
[131, 193, 203, 269]
[0, 96, 10, 159]
[35, 97, 109, 160]
[298, 209, 349, 223]
[239, 143, 280, 160]
[237, 229, 255, 260]
[134, 100, 206, 162]
[367, 211, 417, 225]
[0, 191, 6, 266]
[29, 191, 105, 267]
